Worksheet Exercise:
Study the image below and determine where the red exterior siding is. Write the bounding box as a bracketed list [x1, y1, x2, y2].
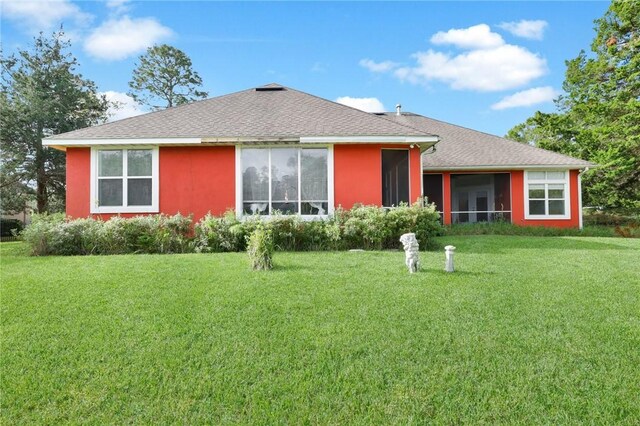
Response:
[334, 144, 422, 209]
[66, 148, 91, 219]
[512, 169, 580, 228]
[159, 146, 235, 220]
[65, 146, 235, 222]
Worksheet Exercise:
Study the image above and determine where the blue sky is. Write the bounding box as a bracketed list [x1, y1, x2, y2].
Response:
[1, 1, 609, 136]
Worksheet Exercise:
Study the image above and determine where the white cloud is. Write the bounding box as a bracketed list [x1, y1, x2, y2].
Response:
[395, 44, 547, 92]
[1, 0, 92, 32]
[359, 59, 399, 73]
[498, 20, 548, 40]
[105, 0, 132, 15]
[430, 24, 504, 49]
[83, 16, 173, 61]
[102, 91, 146, 121]
[491, 86, 559, 110]
[359, 24, 548, 92]
[335, 96, 386, 113]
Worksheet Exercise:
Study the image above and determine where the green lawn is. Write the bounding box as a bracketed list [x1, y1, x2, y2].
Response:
[1, 236, 639, 424]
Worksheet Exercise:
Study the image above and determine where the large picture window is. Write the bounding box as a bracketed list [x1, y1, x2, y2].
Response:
[91, 147, 159, 213]
[240, 147, 330, 216]
[524, 171, 570, 219]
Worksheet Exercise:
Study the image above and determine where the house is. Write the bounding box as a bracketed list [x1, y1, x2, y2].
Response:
[43, 83, 591, 228]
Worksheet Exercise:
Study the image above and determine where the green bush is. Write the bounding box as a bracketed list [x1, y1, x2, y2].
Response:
[246, 225, 274, 270]
[22, 203, 443, 256]
[22, 213, 192, 256]
[0, 218, 24, 238]
[194, 201, 442, 252]
[334, 201, 442, 250]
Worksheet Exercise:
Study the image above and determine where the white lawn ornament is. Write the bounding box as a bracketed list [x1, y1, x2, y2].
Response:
[399, 233, 420, 273]
[444, 245, 456, 272]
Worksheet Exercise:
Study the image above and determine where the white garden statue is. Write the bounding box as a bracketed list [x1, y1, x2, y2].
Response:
[399, 233, 420, 273]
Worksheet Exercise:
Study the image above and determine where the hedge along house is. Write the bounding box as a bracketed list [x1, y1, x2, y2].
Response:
[43, 84, 438, 222]
[44, 83, 591, 228]
[381, 112, 592, 228]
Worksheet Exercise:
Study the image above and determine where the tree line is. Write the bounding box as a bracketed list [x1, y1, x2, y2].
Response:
[507, 0, 639, 211]
[1, 33, 207, 214]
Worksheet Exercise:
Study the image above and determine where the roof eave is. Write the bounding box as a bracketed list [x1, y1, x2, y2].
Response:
[423, 163, 595, 171]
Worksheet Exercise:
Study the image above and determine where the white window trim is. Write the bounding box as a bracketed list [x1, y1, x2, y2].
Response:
[90, 146, 159, 214]
[235, 145, 334, 219]
[524, 170, 570, 220]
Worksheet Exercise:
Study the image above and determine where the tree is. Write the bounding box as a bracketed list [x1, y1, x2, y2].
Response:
[507, 0, 639, 209]
[1, 30, 110, 214]
[128, 44, 208, 109]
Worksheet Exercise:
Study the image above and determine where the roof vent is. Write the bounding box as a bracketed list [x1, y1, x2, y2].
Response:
[396, 104, 402, 116]
[256, 84, 285, 91]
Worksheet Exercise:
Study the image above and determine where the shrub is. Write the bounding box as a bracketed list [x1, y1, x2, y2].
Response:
[247, 225, 273, 270]
[334, 201, 442, 250]
[194, 210, 244, 252]
[23, 203, 444, 255]
[0, 218, 24, 238]
[22, 213, 193, 256]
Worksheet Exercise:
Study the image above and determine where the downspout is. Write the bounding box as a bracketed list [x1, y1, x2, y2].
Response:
[578, 167, 588, 229]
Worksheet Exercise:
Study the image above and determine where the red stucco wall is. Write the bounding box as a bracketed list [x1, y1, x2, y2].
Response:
[334, 144, 422, 209]
[511, 169, 580, 228]
[66, 144, 474, 222]
[66, 148, 91, 219]
[65, 146, 236, 222]
[158, 146, 235, 220]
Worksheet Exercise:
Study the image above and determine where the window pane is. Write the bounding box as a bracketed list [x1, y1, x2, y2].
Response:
[98, 179, 123, 206]
[127, 178, 152, 206]
[382, 150, 409, 207]
[128, 150, 152, 176]
[271, 148, 298, 201]
[528, 184, 545, 199]
[549, 200, 565, 215]
[529, 200, 545, 215]
[548, 184, 565, 199]
[242, 149, 269, 201]
[271, 202, 298, 215]
[243, 202, 268, 215]
[528, 171, 545, 180]
[547, 171, 565, 180]
[98, 150, 122, 177]
[302, 202, 328, 215]
[301, 149, 327, 201]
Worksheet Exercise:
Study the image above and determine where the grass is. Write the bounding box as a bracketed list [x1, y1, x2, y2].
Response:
[1, 236, 639, 424]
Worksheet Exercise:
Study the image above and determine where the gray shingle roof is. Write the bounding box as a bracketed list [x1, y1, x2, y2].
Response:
[379, 112, 592, 169]
[48, 84, 433, 140]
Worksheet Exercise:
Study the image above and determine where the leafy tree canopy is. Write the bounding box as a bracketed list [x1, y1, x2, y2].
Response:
[507, 0, 639, 210]
[128, 44, 208, 109]
[1, 30, 110, 214]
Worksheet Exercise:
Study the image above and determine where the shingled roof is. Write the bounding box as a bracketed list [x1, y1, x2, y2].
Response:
[379, 112, 592, 170]
[47, 84, 434, 141]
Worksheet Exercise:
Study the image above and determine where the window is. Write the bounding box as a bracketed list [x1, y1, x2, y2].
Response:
[240, 147, 330, 216]
[382, 149, 409, 207]
[525, 171, 570, 219]
[91, 147, 159, 213]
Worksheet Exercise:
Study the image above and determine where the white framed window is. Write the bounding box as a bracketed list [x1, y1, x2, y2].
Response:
[524, 170, 570, 219]
[90, 146, 159, 214]
[236, 146, 334, 218]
